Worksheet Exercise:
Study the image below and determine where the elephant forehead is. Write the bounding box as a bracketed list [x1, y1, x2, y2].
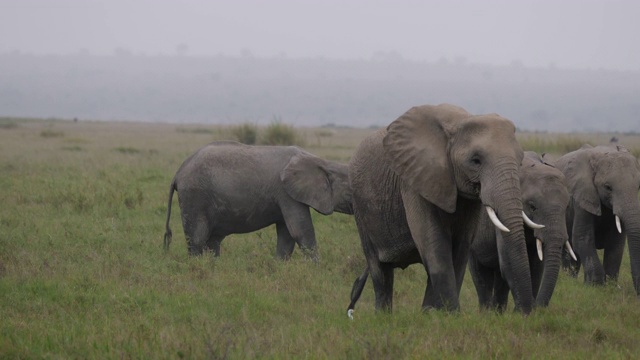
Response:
[522, 178, 569, 203]
[521, 163, 566, 183]
[458, 115, 515, 133]
[452, 119, 522, 160]
[594, 152, 640, 179]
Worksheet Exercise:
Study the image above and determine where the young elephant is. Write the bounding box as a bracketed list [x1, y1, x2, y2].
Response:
[555, 144, 640, 294]
[469, 151, 576, 311]
[163, 141, 353, 260]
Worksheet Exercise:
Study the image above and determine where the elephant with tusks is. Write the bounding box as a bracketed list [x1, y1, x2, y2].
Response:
[555, 144, 640, 294]
[346, 104, 535, 317]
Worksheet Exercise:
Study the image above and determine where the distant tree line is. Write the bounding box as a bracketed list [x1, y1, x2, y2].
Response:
[0, 53, 638, 132]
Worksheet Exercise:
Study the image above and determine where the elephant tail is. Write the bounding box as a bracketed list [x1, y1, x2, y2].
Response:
[163, 178, 177, 252]
[347, 267, 369, 320]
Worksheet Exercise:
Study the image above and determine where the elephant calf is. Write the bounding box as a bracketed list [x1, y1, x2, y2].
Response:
[469, 151, 576, 311]
[163, 141, 353, 260]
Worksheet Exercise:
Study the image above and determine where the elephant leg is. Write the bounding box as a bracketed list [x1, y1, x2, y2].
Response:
[603, 227, 625, 282]
[563, 210, 581, 277]
[420, 249, 458, 311]
[452, 237, 472, 295]
[562, 245, 581, 277]
[573, 208, 605, 285]
[205, 234, 224, 257]
[492, 274, 510, 313]
[468, 254, 496, 311]
[280, 200, 318, 261]
[370, 261, 395, 311]
[275, 221, 296, 260]
[182, 215, 209, 256]
[400, 191, 459, 311]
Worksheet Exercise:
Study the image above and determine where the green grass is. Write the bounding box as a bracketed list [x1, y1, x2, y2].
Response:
[2, 119, 640, 358]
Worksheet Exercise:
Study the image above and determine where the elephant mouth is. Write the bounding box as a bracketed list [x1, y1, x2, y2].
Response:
[459, 182, 481, 199]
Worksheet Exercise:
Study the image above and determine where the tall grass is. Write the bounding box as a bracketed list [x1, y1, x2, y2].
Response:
[230, 122, 259, 144]
[1, 119, 640, 358]
[517, 134, 586, 155]
[260, 118, 304, 146]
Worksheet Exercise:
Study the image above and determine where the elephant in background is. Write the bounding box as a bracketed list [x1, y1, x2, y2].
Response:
[555, 144, 640, 295]
[469, 151, 576, 311]
[346, 104, 534, 316]
[163, 141, 353, 260]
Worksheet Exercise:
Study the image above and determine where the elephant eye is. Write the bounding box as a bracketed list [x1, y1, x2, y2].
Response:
[470, 155, 482, 166]
[604, 183, 613, 192]
[528, 202, 537, 213]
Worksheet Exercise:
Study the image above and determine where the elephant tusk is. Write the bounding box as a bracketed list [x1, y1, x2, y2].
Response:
[347, 309, 354, 320]
[616, 215, 622, 234]
[536, 238, 544, 261]
[522, 211, 545, 229]
[565, 241, 577, 262]
[486, 207, 510, 233]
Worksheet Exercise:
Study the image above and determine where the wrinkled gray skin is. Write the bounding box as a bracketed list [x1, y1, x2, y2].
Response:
[347, 104, 533, 314]
[163, 141, 353, 260]
[469, 151, 570, 311]
[555, 145, 640, 295]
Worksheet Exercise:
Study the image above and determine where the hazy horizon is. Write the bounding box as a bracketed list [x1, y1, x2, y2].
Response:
[2, 0, 639, 71]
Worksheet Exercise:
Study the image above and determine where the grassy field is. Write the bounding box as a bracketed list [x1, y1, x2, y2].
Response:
[1, 118, 640, 358]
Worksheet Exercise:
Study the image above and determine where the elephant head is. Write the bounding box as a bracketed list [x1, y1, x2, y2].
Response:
[281, 151, 353, 216]
[557, 145, 640, 294]
[521, 152, 571, 306]
[383, 104, 533, 313]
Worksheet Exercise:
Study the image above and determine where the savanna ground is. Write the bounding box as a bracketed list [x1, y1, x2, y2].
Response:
[1, 117, 640, 359]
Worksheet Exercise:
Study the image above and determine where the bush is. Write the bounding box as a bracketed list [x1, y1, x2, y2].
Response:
[231, 123, 258, 144]
[260, 119, 303, 146]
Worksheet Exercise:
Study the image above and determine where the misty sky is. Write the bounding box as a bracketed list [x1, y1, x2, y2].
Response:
[1, 0, 639, 71]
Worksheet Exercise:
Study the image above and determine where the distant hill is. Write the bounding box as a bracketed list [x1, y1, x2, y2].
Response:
[0, 53, 638, 132]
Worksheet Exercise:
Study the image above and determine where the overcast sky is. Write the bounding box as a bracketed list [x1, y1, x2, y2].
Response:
[1, 0, 638, 71]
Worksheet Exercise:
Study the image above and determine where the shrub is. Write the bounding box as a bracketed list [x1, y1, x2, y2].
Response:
[231, 123, 258, 144]
[260, 119, 303, 146]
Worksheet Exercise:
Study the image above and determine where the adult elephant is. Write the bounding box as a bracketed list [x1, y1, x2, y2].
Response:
[469, 151, 576, 311]
[555, 144, 640, 294]
[346, 104, 534, 316]
[163, 141, 353, 260]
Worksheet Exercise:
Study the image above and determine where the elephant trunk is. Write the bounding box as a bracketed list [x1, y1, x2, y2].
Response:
[533, 205, 568, 307]
[482, 162, 534, 314]
[620, 205, 640, 296]
[534, 228, 566, 307]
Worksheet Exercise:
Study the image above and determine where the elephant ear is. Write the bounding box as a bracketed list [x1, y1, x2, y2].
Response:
[281, 152, 334, 215]
[383, 104, 470, 213]
[560, 148, 601, 216]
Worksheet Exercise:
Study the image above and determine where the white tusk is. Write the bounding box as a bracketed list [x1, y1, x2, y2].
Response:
[536, 239, 544, 261]
[565, 241, 577, 261]
[522, 211, 545, 229]
[486, 207, 510, 232]
[347, 309, 354, 320]
[616, 215, 622, 234]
